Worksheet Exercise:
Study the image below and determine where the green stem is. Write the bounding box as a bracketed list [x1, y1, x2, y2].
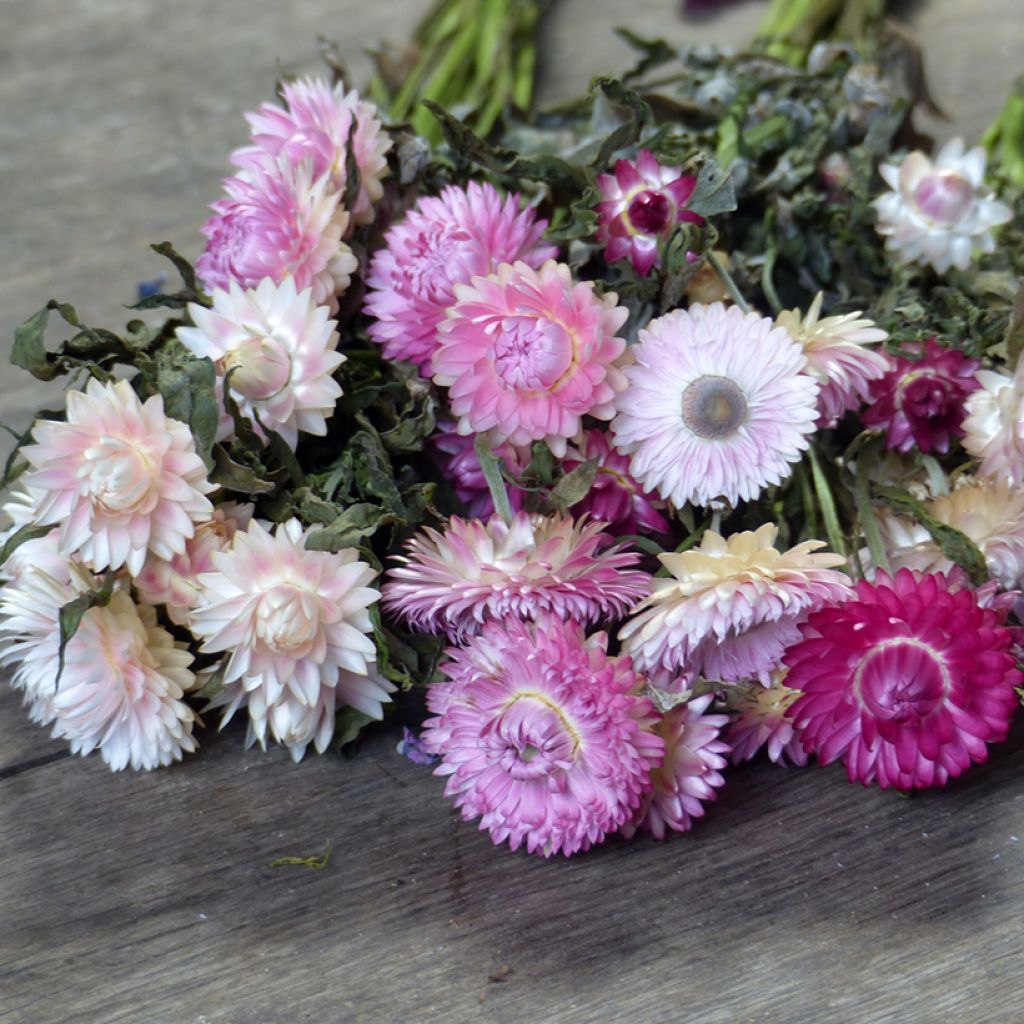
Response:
[705, 251, 750, 314]
[807, 444, 847, 559]
[474, 435, 514, 525]
[853, 455, 889, 575]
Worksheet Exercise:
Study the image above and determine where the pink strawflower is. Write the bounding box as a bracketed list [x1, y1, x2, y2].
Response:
[197, 159, 357, 310]
[364, 182, 556, 371]
[621, 695, 730, 839]
[432, 261, 628, 457]
[776, 292, 889, 427]
[563, 428, 670, 535]
[21, 378, 215, 577]
[421, 615, 665, 857]
[611, 303, 819, 508]
[134, 502, 253, 626]
[596, 149, 703, 275]
[233, 77, 391, 226]
[430, 421, 529, 518]
[189, 518, 385, 761]
[619, 524, 851, 684]
[786, 569, 1022, 790]
[727, 671, 809, 767]
[0, 567, 198, 771]
[0, 486, 68, 585]
[383, 511, 649, 640]
[862, 337, 980, 454]
[177, 277, 345, 449]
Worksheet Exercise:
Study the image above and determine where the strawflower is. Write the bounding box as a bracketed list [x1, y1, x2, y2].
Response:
[727, 671, 809, 767]
[430, 422, 529, 518]
[962, 357, 1024, 485]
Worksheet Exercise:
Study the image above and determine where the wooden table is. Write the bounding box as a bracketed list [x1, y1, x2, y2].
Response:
[3, 2, 1024, 1021]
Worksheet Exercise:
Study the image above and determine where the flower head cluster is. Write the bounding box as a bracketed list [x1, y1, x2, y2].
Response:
[620, 524, 851, 684]
[596, 149, 704, 275]
[873, 139, 1012, 274]
[776, 292, 889, 427]
[611, 303, 819, 507]
[365, 182, 556, 371]
[862, 338, 980, 454]
[786, 569, 1021, 790]
[422, 616, 665, 857]
[383, 512, 649, 640]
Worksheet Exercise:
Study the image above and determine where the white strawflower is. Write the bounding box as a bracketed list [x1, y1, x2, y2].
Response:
[963, 362, 1024, 485]
[873, 138, 1012, 273]
[178, 277, 345, 450]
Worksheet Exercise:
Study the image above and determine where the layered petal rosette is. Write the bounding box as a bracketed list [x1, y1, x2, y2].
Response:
[621, 695, 730, 839]
[619, 524, 851, 684]
[727, 671, 808, 767]
[21, 378, 214, 577]
[177, 277, 345, 449]
[189, 518, 383, 760]
[382, 512, 650, 640]
[596, 149, 703, 275]
[0, 567, 198, 771]
[786, 569, 1022, 790]
[776, 292, 889, 427]
[197, 159, 357, 309]
[432, 261, 628, 457]
[365, 182, 556, 371]
[421, 615, 665, 857]
[611, 303, 819, 508]
[233, 77, 390, 225]
[963, 359, 1024, 485]
[873, 139, 1012, 273]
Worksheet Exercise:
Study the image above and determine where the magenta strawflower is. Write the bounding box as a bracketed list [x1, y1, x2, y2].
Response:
[382, 512, 650, 640]
[233, 77, 390, 226]
[596, 149, 703, 275]
[421, 616, 665, 857]
[364, 182, 556, 372]
[621, 695, 730, 840]
[862, 337, 980, 454]
[563, 429, 670, 535]
[197, 159, 357, 310]
[786, 569, 1021, 791]
[430, 422, 529, 518]
[727, 671, 809, 767]
[432, 261, 628, 457]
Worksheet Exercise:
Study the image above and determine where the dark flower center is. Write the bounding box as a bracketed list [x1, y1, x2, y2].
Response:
[627, 189, 673, 236]
[681, 375, 749, 439]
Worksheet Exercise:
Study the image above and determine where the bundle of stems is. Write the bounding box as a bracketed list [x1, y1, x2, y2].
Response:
[752, 0, 885, 66]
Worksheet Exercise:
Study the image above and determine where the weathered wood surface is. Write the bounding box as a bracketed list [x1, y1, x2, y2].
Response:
[3, 2, 1024, 1022]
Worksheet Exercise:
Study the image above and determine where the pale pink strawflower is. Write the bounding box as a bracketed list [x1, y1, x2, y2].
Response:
[563, 429, 670, 535]
[0, 485, 68, 585]
[621, 694, 730, 840]
[189, 518, 382, 760]
[727, 671, 808, 767]
[233, 77, 390, 226]
[135, 502, 253, 626]
[382, 511, 650, 640]
[430, 421, 529, 518]
[197, 159, 357, 310]
[873, 139, 1012, 274]
[364, 182, 556, 372]
[432, 260, 628, 457]
[619, 524, 851, 684]
[786, 569, 1022, 790]
[596, 149, 703, 275]
[21, 378, 215, 577]
[611, 303, 819, 508]
[177, 277, 344, 449]
[963, 359, 1024, 485]
[0, 568, 198, 771]
[422, 615, 665, 857]
[776, 292, 889, 427]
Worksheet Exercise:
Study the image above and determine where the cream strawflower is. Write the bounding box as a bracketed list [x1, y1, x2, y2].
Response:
[619, 524, 851, 684]
[177, 277, 345, 449]
[962, 360, 1024, 485]
[0, 566, 198, 771]
[21, 378, 215, 577]
[776, 292, 889, 427]
[189, 518, 382, 759]
[873, 138, 1012, 273]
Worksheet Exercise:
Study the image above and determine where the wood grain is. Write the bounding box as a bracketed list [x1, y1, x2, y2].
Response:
[3, 2, 1024, 1022]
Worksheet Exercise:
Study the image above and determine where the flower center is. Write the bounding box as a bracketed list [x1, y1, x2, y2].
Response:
[81, 436, 159, 516]
[627, 189, 673, 236]
[912, 170, 975, 227]
[223, 333, 293, 402]
[485, 691, 580, 780]
[255, 582, 320, 653]
[405, 222, 474, 303]
[681, 375, 749, 439]
[493, 315, 574, 391]
[853, 638, 949, 722]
